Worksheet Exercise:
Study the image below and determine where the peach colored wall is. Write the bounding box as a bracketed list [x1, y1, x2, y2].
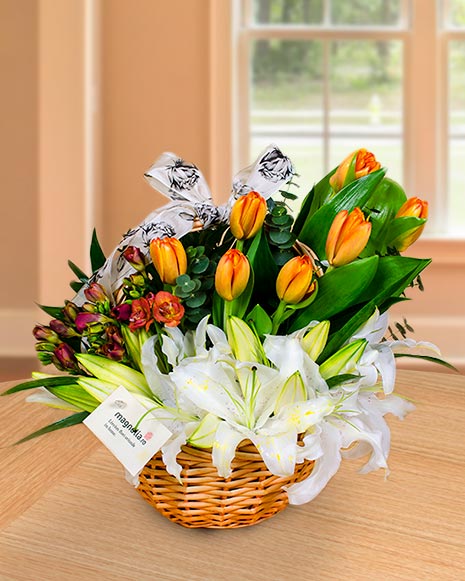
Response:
[101, 0, 211, 253]
[0, 0, 38, 308]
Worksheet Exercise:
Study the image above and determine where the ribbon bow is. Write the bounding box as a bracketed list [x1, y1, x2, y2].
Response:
[81, 144, 294, 302]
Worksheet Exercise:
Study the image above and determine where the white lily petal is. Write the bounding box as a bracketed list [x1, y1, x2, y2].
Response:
[162, 325, 185, 359]
[25, 387, 81, 411]
[141, 336, 177, 406]
[193, 315, 210, 357]
[235, 362, 281, 428]
[339, 415, 389, 474]
[286, 421, 342, 505]
[171, 362, 245, 423]
[372, 343, 396, 394]
[275, 396, 334, 433]
[251, 428, 298, 477]
[369, 392, 415, 420]
[206, 324, 232, 357]
[352, 308, 389, 344]
[296, 425, 324, 463]
[161, 334, 182, 368]
[264, 334, 327, 395]
[212, 421, 245, 478]
[388, 338, 442, 357]
[162, 432, 187, 482]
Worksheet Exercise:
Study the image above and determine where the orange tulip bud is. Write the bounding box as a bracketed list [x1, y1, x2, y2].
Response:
[276, 255, 315, 304]
[230, 191, 267, 240]
[393, 197, 429, 252]
[325, 208, 372, 267]
[215, 249, 250, 301]
[149, 237, 187, 285]
[329, 149, 381, 193]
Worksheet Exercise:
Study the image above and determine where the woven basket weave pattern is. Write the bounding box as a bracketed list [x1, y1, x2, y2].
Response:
[137, 441, 314, 528]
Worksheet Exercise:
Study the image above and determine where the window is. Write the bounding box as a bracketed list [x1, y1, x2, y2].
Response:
[235, 0, 465, 236]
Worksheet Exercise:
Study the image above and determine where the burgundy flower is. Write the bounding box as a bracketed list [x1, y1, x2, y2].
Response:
[50, 319, 78, 338]
[129, 297, 153, 332]
[152, 291, 184, 328]
[75, 312, 108, 333]
[112, 303, 132, 322]
[98, 325, 125, 361]
[122, 246, 146, 271]
[33, 324, 58, 343]
[84, 282, 108, 304]
[54, 343, 78, 371]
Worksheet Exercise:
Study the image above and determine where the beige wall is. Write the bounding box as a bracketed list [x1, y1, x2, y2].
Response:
[0, 0, 38, 308]
[101, 0, 212, 252]
[0, 0, 463, 372]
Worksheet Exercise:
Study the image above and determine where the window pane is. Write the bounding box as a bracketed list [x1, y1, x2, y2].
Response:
[331, 0, 401, 26]
[251, 39, 324, 195]
[252, 0, 323, 25]
[448, 41, 465, 233]
[328, 40, 403, 182]
[448, 0, 465, 28]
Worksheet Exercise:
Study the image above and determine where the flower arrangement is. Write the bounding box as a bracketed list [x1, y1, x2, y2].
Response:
[4, 145, 449, 528]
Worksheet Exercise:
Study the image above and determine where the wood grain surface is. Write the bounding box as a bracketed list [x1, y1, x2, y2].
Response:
[1, 369, 464, 581]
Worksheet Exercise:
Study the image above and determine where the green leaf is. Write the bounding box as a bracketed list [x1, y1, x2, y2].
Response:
[269, 229, 293, 245]
[49, 385, 100, 412]
[246, 304, 273, 336]
[394, 353, 458, 372]
[326, 373, 360, 388]
[67, 260, 89, 282]
[293, 166, 337, 235]
[37, 304, 64, 319]
[2, 375, 79, 396]
[318, 256, 432, 361]
[13, 411, 89, 445]
[247, 228, 279, 295]
[289, 256, 379, 332]
[90, 229, 106, 272]
[70, 280, 84, 293]
[190, 256, 210, 274]
[185, 292, 207, 308]
[298, 169, 386, 258]
[385, 216, 427, 248]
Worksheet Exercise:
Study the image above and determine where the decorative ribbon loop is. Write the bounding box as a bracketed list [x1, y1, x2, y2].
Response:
[77, 144, 294, 304]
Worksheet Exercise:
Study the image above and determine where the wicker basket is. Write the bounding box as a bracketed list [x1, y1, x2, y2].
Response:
[137, 441, 315, 529]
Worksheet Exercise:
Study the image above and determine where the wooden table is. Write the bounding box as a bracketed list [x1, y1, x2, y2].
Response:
[1, 369, 464, 580]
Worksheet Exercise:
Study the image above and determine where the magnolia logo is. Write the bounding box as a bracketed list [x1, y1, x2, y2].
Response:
[114, 411, 147, 445]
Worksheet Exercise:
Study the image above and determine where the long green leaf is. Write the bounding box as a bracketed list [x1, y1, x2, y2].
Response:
[318, 256, 431, 361]
[90, 228, 106, 272]
[298, 169, 386, 258]
[68, 260, 89, 282]
[14, 411, 89, 445]
[293, 166, 337, 235]
[394, 353, 458, 372]
[2, 376, 79, 396]
[289, 256, 379, 332]
[37, 304, 64, 319]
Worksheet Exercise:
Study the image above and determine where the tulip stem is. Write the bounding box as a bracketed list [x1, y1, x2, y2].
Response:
[271, 300, 288, 335]
[236, 240, 244, 252]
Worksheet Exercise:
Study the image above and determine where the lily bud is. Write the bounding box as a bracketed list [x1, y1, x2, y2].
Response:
[330, 149, 381, 193]
[319, 339, 367, 380]
[84, 282, 108, 304]
[33, 324, 59, 343]
[276, 255, 315, 304]
[325, 208, 371, 267]
[393, 197, 429, 252]
[215, 249, 250, 301]
[301, 321, 330, 361]
[122, 245, 146, 271]
[225, 316, 266, 363]
[150, 237, 187, 285]
[230, 191, 267, 240]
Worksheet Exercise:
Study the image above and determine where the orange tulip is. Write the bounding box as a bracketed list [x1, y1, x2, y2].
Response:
[325, 208, 372, 267]
[276, 255, 315, 304]
[330, 149, 381, 193]
[393, 197, 429, 252]
[215, 249, 250, 301]
[149, 237, 187, 285]
[230, 191, 267, 240]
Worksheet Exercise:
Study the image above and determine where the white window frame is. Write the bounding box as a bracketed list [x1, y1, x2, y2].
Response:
[226, 0, 464, 238]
